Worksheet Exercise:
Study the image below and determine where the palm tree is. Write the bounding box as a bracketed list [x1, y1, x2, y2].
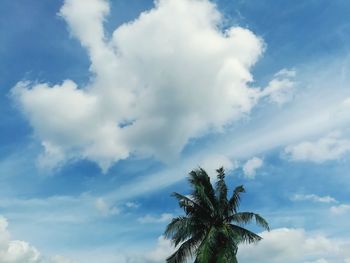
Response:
[164, 167, 269, 263]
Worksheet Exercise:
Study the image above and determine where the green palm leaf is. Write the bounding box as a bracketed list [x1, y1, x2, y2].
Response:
[166, 236, 200, 263]
[228, 212, 270, 231]
[228, 224, 262, 244]
[228, 185, 245, 214]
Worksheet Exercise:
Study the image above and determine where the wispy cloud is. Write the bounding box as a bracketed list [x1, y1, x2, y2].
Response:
[125, 202, 140, 209]
[137, 213, 173, 224]
[291, 194, 337, 204]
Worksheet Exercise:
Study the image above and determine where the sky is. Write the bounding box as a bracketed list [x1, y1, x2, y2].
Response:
[1, 0, 350, 262]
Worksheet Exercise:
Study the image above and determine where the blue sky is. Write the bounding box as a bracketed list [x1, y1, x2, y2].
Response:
[1, 0, 350, 262]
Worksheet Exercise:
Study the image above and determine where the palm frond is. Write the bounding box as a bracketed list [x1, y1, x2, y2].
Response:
[228, 185, 245, 213]
[229, 224, 262, 244]
[172, 192, 207, 216]
[164, 216, 201, 246]
[166, 236, 199, 263]
[254, 213, 270, 231]
[228, 212, 270, 231]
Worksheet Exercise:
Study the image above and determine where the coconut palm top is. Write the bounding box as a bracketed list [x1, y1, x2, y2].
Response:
[164, 167, 270, 263]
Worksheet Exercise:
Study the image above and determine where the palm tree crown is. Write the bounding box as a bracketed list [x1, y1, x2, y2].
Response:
[164, 167, 269, 263]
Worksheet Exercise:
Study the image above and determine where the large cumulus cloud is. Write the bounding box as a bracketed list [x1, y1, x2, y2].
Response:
[12, 0, 293, 171]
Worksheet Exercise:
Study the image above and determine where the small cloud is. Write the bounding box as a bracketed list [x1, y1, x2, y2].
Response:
[275, 68, 296, 78]
[37, 141, 66, 171]
[94, 198, 120, 216]
[330, 204, 350, 215]
[125, 202, 139, 209]
[198, 154, 238, 180]
[138, 213, 173, 224]
[145, 236, 175, 263]
[242, 157, 263, 179]
[285, 132, 350, 163]
[261, 68, 296, 105]
[291, 194, 337, 204]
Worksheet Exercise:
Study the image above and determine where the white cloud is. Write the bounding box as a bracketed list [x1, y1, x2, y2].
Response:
[261, 68, 296, 105]
[0, 216, 75, 263]
[330, 204, 350, 215]
[12, 0, 291, 171]
[291, 194, 337, 204]
[238, 228, 349, 263]
[285, 132, 350, 163]
[94, 197, 120, 216]
[198, 154, 237, 180]
[144, 236, 174, 263]
[137, 213, 173, 224]
[115, 236, 175, 263]
[0, 216, 41, 263]
[125, 202, 139, 209]
[242, 157, 263, 178]
[37, 141, 66, 171]
[12, 80, 129, 172]
[0, 240, 41, 263]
